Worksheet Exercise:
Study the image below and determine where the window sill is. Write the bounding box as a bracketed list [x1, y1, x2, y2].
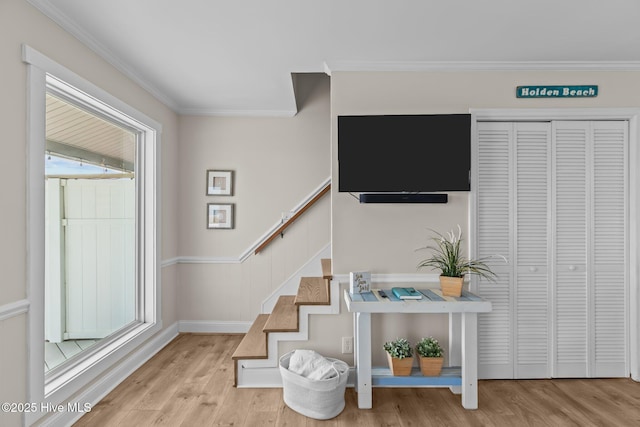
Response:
[45, 320, 161, 403]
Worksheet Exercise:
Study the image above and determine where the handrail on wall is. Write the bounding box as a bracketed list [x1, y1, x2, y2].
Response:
[254, 183, 331, 255]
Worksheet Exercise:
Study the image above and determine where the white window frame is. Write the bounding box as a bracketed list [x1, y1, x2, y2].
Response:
[23, 45, 161, 425]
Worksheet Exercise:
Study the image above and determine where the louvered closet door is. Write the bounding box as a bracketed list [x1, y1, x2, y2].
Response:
[551, 121, 628, 378]
[477, 119, 628, 380]
[552, 122, 589, 377]
[476, 122, 551, 379]
[591, 121, 628, 377]
[514, 123, 551, 378]
[477, 122, 514, 378]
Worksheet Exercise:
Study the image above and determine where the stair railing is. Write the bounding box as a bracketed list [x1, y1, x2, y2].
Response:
[253, 180, 331, 255]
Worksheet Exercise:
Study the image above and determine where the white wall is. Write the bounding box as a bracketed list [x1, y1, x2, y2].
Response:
[0, 1, 179, 425]
[176, 74, 331, 323]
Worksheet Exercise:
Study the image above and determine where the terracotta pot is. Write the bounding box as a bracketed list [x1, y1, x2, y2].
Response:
[439, 275, 464, 297]
[419, 356, 444, 376]
[386, 353, 414, 376]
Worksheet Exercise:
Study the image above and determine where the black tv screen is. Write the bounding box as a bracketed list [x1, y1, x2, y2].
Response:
[338, 114, 471, 192]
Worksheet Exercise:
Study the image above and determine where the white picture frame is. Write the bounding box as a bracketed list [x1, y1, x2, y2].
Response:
[207, 203, 234, 229]
[206, 170, 233, 196]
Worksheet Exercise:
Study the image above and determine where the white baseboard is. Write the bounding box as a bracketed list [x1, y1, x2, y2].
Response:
[178, 320, 252, 333]
[43, 322, 179, 427]
[236, 366, 356, 388]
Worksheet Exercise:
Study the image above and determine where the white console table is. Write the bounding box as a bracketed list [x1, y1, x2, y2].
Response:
[344, 287, 492, 409]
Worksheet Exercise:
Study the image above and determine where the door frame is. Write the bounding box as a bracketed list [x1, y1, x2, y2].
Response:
[470, 108, 640, 381]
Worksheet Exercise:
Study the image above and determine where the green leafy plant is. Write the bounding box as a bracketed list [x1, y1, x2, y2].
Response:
[383, 338, 413, 359]
[415, 337, 443, 358]
[416, 225, 501, 280]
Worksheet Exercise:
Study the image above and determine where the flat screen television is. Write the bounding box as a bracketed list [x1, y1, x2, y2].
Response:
[337, 114, 471, 193]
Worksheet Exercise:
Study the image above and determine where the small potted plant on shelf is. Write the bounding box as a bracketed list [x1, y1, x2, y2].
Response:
[417, 225, 500, 297]
[415, 337, 444, 376]
[383, 338, 414, 376]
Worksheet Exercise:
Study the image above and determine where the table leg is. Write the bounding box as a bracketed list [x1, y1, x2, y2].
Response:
[448, 312, 462, 395]
[461, 312, 478, 409]
[355, 312, 372, 409]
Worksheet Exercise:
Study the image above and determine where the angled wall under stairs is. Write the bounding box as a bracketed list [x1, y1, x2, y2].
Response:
[232, 257, 340, 387]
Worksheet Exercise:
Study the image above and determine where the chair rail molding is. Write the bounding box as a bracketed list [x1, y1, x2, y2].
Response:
[0, 299, 30, 321]
[333, 273, 441, 284]
[164, 177, 331, 266]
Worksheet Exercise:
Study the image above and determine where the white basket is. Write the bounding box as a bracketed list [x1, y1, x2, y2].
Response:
[279, 351, 349, 420]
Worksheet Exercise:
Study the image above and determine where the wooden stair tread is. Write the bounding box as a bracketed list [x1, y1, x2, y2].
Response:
[321, 258, 332, 279]
[263, 296, 298, 332]
[232, 314, 269, 360]
[295, 277, 330, 305]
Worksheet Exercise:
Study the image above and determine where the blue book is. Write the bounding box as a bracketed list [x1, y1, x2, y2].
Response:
[391, 287, 423, 300]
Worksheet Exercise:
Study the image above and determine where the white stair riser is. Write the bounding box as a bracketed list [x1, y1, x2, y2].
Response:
[236, 279, 339, 384]
[261, 244, 331, 313]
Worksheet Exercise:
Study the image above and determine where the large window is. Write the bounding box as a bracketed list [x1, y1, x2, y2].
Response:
[44, 89, 138, 376]
[24, 46, 161, 424]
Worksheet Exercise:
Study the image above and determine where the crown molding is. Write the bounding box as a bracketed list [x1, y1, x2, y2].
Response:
[324, 60, 640, 73]
[27, 0, 180, 112]
[33, 0, 640, 118]
[177, 107, 298, 117]
[27, 0, 300, 117]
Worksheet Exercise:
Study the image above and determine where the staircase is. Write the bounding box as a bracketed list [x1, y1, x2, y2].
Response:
[232, 258, 339, 387]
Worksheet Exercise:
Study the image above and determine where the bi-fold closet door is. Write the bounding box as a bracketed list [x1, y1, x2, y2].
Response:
[476, 120, 628, 379]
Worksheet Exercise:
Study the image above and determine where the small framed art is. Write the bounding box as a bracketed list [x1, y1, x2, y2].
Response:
[206, 170, 233, 196]
[349, 271, 371, 293]
[207, 203, 234, 229]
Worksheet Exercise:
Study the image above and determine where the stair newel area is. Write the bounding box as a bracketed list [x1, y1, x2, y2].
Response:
[231, 258, 335, 387]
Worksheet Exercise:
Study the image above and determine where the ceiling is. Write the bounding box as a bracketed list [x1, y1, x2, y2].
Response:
[30, 0, 640, 116]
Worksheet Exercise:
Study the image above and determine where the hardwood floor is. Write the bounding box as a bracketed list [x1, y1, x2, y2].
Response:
[74, 334, 640, 426]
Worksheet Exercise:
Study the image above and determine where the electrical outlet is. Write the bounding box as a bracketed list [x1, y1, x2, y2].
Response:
[342, 336, 353, 354]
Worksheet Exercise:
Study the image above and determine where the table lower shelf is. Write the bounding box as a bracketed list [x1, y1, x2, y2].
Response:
[371, 366, 462, 387]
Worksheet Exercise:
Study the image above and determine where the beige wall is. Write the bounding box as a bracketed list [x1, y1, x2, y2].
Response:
[0, 1, 178, 425]
[297, 69, 640, 367]
[178, 75, 330, 257]
[5, 0, 640, 418]
[177, 74, 331, 322]
[331, 70, 640, 275]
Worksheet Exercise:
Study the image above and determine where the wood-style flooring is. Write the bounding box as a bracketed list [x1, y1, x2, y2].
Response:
[74, 333, 640, 426]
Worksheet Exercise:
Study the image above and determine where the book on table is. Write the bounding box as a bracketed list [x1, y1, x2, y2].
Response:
[391, 287, 423, 300]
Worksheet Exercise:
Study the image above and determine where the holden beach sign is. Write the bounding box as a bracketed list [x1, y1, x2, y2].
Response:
[516, 85, 598, 98]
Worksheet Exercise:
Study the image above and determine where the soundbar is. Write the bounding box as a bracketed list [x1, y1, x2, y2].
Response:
[359, 193, 448, 204]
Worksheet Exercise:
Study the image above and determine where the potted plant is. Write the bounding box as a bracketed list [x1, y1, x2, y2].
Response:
[383, 338, 414, 376]
[415, 337, 444, 376]
[417, 225, 499, 297]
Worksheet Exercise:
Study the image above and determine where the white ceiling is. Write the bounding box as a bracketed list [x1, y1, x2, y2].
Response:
[30, 0, 640, 116]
